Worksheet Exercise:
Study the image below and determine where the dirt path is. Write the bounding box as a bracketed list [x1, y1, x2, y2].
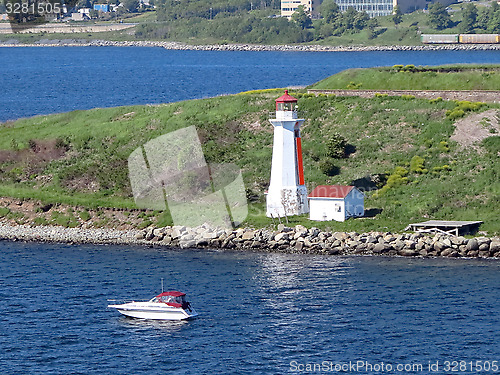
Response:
[451, 109, 499, 149]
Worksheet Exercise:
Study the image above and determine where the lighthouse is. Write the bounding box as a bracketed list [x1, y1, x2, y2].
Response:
[266, 90, 309, 218]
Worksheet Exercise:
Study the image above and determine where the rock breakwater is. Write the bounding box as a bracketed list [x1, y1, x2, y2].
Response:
[136, 224, 500, 259]
[1, 222, 498, 259]
[1, 39, 500, 52]
[0, 223, 147, 245]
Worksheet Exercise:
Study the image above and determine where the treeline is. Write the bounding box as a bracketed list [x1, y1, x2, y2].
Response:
[136, 15, 314, 43]
[155, 0, 276, 21]
[137, 0, 377, 43]
[428, 1, 500, 33]
[135, 0, 500, 44]
[314, 1, 379, 39]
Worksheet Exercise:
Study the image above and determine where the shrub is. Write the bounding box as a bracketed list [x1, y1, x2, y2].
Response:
[79, 210, 91, 221]
[319, 159, 340, 176]
[446, 108, 465, 120]
[446, 101, 486, 120]
[429, 97, 443, 103]
[432, 165, 452, 173]
[326, 133, 347, 159]
[0, 207, 11, 217]
[138, 220, 152, 229]
[409, 155, 427, 174]
[51, 211, 79, 228]
[403, 64, 417, 72]
[346, 82, 362, 89]
[401, 94, 416, 100]
[374, 93, 389, 98]
[438, 141, 450, 152]
[33, 217, 49, 226]
[373, 166, 409, 197]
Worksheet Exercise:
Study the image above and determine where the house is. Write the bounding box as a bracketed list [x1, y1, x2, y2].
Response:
[93, 4, 110, 12]
[71, 12, 91, 21]
[308, 185, 364, 222]
[282, 0, 456, 19]
[281, 0, 320, 18]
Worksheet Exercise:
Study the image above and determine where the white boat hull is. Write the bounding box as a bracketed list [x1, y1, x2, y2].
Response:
[108, 302, 198, 321]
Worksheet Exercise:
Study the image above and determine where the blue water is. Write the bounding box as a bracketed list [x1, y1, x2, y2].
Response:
[1, 47, 500, 122]
[1, 48, 500, 373]
[0, 241, 499, 374]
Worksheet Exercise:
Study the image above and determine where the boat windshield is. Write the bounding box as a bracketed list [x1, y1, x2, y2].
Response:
[151, 295, 186, 304]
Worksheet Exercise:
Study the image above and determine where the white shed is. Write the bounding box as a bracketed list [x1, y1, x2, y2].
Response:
[308, 185, 364, 222]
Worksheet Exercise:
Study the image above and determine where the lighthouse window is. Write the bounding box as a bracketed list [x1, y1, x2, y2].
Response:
[278, 102, 293, 111]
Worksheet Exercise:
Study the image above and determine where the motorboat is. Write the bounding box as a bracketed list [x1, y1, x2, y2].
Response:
[108, 291, 198, 321]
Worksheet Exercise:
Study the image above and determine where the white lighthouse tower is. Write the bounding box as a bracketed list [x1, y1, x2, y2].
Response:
[266, 90, 309, 218]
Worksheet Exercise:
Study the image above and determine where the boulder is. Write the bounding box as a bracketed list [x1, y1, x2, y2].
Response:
[440, 248, 453, 257]
[241, 231, 255, 240]
[274, 232, 289, 242]
[479, 243, 490, 252]
[393, 240, 405, 251]
[490, 241, 500, 253]
[466, 238, 479, 251]
[451, 236, 466, 246]
[373, 243, 388, 253]
[399, 249, 418, 256]
[433, 241, 447, 252]
[295, 241, 304, 251]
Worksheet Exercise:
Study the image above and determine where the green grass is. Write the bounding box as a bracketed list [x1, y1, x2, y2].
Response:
[1, 72, 499, 234]
[311, 65, 500, 91]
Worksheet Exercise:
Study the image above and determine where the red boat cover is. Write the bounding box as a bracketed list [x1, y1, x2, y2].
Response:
[156, 291, 186, 298]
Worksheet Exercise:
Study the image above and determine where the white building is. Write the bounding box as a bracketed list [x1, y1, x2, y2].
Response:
[281, 0, 321, 18]
[308, 185, 364, 222]
[266, 90, 309, 218]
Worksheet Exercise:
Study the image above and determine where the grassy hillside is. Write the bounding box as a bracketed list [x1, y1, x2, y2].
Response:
[0, 87, 499, 234]
[310, 65, 500, 91]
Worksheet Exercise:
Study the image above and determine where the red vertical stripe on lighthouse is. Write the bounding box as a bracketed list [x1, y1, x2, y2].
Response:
[296, 136, 305, 186]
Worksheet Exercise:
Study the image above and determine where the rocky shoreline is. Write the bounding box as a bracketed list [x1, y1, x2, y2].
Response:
[0, 223, 148, 246]
[2, 222, 498, 259]
[1, 39, 500, 52]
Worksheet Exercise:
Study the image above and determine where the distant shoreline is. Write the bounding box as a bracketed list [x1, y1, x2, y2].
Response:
[1, 39, 500, 52]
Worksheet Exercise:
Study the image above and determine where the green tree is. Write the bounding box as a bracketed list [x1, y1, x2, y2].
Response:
[321, 0, 341, 24]
[487, 6, 500, 33]
[291, 5, 312, 29]
[392, 5, 403, 26]
[326, 133, 347, 158]
[319, 0, 344, 36]
[427, 2, 452, 30]
[342, 7, 358, 31]
[459, 3, 478, 33]
[121, 0, 139, 12]
[353, 10, 369, 30]
[476, 7, 491, 30]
